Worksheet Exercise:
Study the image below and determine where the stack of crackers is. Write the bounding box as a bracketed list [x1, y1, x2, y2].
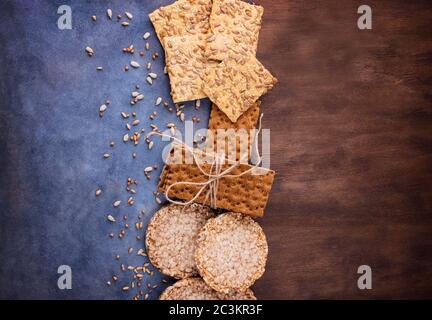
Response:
[150, 0, 277, 122]
[148, 0, 278, 299]
[150, 0, 277, 218]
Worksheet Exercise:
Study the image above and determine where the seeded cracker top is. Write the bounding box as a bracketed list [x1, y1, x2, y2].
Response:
[160, 277, 256, 300]
[149, 0, 212, 48]
[203, 55, 277, 123]
[207, 0, 264, 61]
[146, 203, 215, 279]
[195, 213, 268, 293]
[164, 34, 218, 103]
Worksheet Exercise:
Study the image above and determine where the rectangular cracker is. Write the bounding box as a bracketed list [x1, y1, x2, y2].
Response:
[149, 0, 212, 48]
[158, 162, 275, 217]
[206, 0, 264, 61]
[205, 101, 261, 162]
[164, 34, 217, 103]
[203, 56, 277, 122]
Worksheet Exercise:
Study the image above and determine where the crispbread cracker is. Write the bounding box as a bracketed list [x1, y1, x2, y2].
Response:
[146, 203, 215, 279]
[207, 0, 264, 61]
[160, 277, 256, 300]
[203, 56, 277, 122]
[158, 163, 275, 217]
[164, 34, 217, 102]
[149, 0, 212, 48]
[195, 213, 268, 293]
[205, 101, 261, 162]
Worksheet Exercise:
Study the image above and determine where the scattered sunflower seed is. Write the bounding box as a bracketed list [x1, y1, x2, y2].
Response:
[99, 104, 107, 112]
[155, 97, 162, 105]
[145, 42, 150, 50]
[96, 66, 103, 71]
[107, 215, 116, 222]
[146, 77, 153, 85]
[132, 91, 139, 98]
[121, 112, 130, 119]
[155, 197, 161, 204]
[136, 94, 144, 100]
[148, 72, 157, 79]
[85, 46, 94, 56]
[107, 9, 112, 19]
[143, 32, 150, 40]
[132, 119, 140, 126]
[95, 189, 102, 196]
[91, 15, 97, 21]
[130, 61, 140, 68]
[113, 200, 121, 207]
[144, 166, 153, 173]
[148, 141, 154, 150]
[103, 153, 110, 158]
[125, 12, 133, 20]
[122, 21, 129, 27]
[123, 134, 129, 142]
[163, 66, 167, 74]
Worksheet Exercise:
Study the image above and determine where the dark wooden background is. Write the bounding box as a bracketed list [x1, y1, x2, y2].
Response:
[254, 0, 432, 299]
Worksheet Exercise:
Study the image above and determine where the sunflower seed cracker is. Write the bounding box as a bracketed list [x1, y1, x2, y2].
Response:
[149, 0, 212, 48]
[202, 55, 277, 122]
[164, 34, 217, 103]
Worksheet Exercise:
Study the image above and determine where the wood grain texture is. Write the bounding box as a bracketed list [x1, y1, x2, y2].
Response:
[253, 0, 432, 299]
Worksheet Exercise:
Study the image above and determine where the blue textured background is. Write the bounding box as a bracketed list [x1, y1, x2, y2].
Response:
[0, 0, 211, 299]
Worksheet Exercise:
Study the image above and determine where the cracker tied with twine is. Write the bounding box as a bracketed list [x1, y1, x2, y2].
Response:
[152, 113, 274, 217]
[207, 0, 264, 61]
[158, 163, 274, 217]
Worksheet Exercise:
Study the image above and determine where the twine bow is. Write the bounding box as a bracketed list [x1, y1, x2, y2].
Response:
[148, 114, 269, 208]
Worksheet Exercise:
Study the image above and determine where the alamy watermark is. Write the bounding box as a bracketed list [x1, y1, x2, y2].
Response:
[157, 120, 271, 175]
[57, 265, 72, 289]
[357, 265, 372, 290]
[358, 5, 372, 30]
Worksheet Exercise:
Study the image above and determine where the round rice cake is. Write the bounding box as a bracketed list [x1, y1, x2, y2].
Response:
[159, 277, 256, 300]
[146, 203, 215, 279]
[195, 212, 268, 293]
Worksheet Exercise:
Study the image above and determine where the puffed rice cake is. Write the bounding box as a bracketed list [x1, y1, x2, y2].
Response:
[195, 212, 268, 293]
[160, 277, 256, 300]
[146, 203, 215, 279]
